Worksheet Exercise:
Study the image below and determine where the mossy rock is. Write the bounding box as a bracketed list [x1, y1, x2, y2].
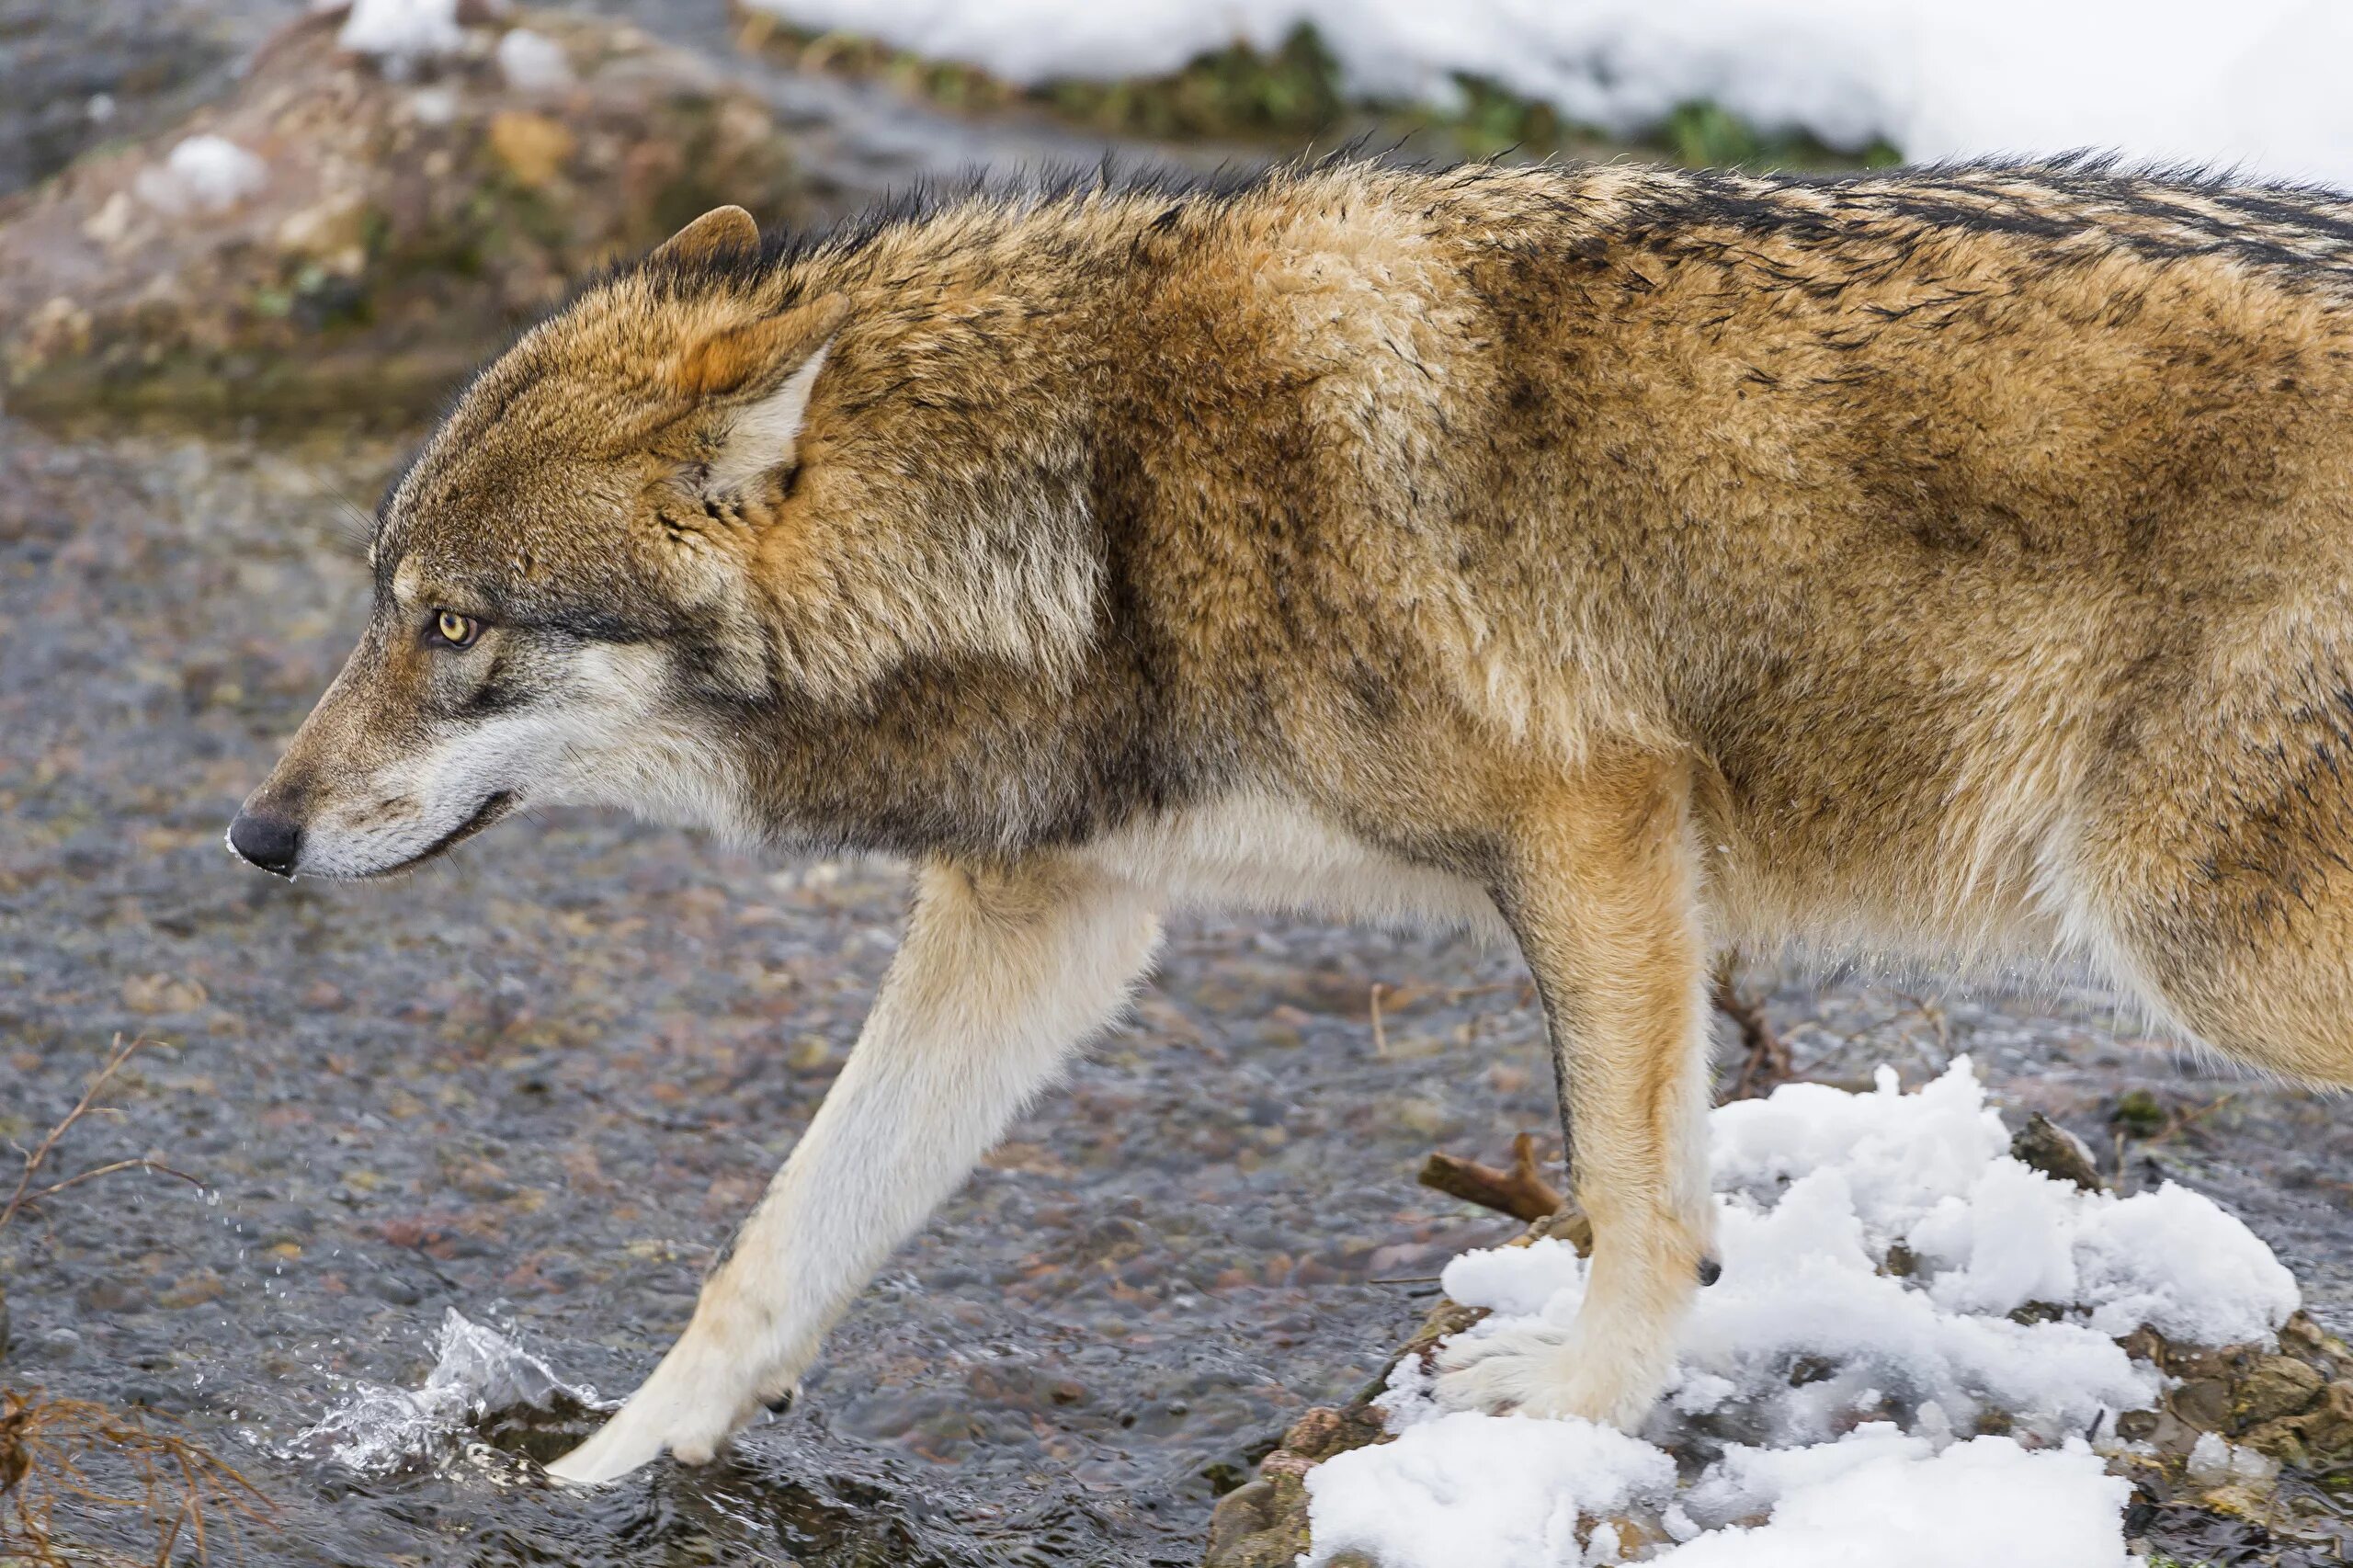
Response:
[1, 6, 804, 427]
[733, 7, 1894, 171]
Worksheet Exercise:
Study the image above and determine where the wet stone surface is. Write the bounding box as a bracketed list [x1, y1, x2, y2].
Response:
[0, 0, 274, 200]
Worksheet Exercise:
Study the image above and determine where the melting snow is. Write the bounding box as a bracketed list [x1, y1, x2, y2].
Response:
[336, 0, 467, 64]
[496, 28, 576, 94]
[133, 136, 268, 217]
[745, 0, 2353, 185]
[1303, 1059, 2297, 1566]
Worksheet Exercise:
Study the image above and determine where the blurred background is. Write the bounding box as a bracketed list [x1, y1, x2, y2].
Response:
[3, 4, 2350, 1566]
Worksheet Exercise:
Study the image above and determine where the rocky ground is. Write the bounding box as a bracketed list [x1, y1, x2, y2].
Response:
[4, 5, 2352, 1566]
[2, 5, 801, 421]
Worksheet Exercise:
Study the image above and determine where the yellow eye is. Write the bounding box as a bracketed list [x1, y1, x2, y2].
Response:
[433, 610, 478, 647]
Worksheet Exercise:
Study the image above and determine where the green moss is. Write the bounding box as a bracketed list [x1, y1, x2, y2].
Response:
[1441, 76, 1566, 158]
[1662, 99, 1901, 170]
[6, 340, 481, 428]
[1045, 25, 1345, 142]
[745, 14, 1900, 171]
[2114, 1089, 2168, 1139]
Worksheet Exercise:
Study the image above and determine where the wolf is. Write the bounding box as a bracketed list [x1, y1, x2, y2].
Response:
[227, 155, 2353, 1483]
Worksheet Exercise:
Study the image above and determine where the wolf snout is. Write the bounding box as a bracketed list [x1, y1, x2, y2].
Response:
[225, 807, 302, 877]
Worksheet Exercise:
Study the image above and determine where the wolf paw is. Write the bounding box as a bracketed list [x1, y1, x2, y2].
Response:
[1430, 1324, 1660, 1429]
[544, 1357, 764, 1485]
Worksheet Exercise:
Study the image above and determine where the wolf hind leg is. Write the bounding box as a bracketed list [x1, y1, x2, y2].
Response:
[547, 855, 1161, 1484]
[1432, 751, 1716, 1428]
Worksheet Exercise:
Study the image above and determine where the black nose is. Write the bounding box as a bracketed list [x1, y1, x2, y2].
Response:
[227, 810, 302, 876]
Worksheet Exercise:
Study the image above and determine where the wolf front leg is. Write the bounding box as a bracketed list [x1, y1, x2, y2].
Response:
[547, 855, 1162, 1484]
[1432, 753, 1716, 1429]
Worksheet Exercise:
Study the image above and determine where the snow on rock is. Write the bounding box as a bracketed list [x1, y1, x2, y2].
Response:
[1303, 1060, 2295, 1565]
[337, 0, 467, 64]
[2073, 1177, 2301, 1344]
[132, 135, 269, 217]
[1650, 1436, 2132, 1568]
[496, 28, 575, 94]
[744, 0, 2353, 186]
[1303, 1411, 1676, 1568]
[292, 1309, 597, 1472]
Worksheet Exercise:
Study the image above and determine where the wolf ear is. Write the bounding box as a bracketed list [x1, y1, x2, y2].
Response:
[673, 291, 850, 493]
[652, 205, 761, 267]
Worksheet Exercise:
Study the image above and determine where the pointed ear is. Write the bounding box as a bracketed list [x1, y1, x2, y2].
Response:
[672, 291, 848, 401]
[651, 205, 760, 267]
[674, 292, 850, 492]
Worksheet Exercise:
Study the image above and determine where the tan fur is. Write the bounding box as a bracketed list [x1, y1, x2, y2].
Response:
[227, 157, 2353, 1480]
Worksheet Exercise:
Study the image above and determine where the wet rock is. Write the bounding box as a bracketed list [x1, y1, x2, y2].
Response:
[1205, 1474, 1307, 1568]
[2234, 1355, 2326, 1427]
[156, 1268, 225, 1310]
[0, 0, 245, 199]
[2243, 1378, 2353, 1468]
[121, 971, 208, 1013]
[0, 5, 803, 424]
[2010, 1110, 2105, 1191]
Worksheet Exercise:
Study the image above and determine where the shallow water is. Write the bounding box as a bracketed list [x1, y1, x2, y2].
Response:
[5, 6, 2353, 1566]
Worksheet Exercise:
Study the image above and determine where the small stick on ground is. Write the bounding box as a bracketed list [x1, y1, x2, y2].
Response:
[1713, 954, 1794, 1102]
[2150, 1090, 2240, 1146]
[1418, 1132, 1594, 1254]
[2, 1035, 203, 1231]
[1368, 983, 1390, 1059]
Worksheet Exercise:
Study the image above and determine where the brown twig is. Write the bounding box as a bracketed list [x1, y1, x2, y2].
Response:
[1367, 983, 1390, 1059]
[2, 1036, 199, 1231]
[1713, 955, 1794, 1101]
[9, 1158, 205, 1215]
[1417, 1132, 1595, 1253]
[1420, 1131, 1560, 1221]
[2150, 1090, 2240, 1146]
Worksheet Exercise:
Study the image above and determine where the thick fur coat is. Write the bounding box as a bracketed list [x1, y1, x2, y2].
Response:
[228, 156, 2353, 1482]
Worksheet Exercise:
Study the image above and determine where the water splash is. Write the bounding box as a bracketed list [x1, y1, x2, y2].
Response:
[293, 1310, 602, 1474]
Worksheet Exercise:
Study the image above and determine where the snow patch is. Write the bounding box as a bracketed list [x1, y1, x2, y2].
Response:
[1650, 1436, 2132, 1568]
[1304, 1060, 2296, 1565]
[1304, 1411, 1676, 1568]
[744, 0, 2353, 185]
[496, 28, 575, 94]
[338, 0, 466, 63]
[134, 136, 269, 218]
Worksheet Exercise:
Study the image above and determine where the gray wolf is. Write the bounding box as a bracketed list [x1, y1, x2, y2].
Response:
[226, 157, 2353, 1483]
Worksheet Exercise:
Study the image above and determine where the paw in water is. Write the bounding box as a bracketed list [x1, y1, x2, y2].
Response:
[544, 1353, 759, 1484]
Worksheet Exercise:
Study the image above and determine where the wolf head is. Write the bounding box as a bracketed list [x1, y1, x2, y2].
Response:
[227, 200, 1106, 878]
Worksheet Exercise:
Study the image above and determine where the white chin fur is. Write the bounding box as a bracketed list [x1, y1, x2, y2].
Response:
[289, 644, 756, 876]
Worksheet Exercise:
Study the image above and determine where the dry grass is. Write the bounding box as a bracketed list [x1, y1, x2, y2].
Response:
[1, 1392, 271, 1567]
[1, 1035, 272, 1564]
[2, 1035, 203, 1232]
